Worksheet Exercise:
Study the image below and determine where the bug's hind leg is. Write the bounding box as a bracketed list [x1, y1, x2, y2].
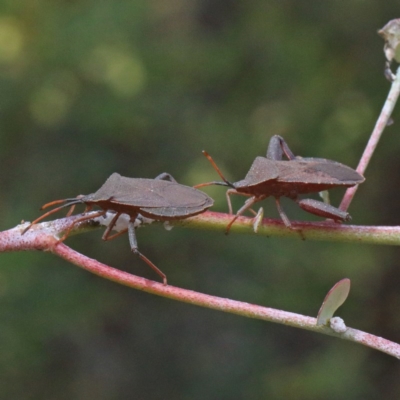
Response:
[154, 172, 177, 183]
[296, 198, 351, 222]
[128, 221, 167, 285]
[276, 198, 306, 240]
[267, 135, 296, 161]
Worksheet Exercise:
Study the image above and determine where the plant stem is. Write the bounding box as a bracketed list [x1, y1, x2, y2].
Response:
[2, 212, 400, 358]
[3, 221, 400, 359]
[174, 211, 400, 246]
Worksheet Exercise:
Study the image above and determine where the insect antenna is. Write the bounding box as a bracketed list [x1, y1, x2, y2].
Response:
[22, 198, 83, 235]
[194, 151, 235, 189]
[40, 198, 80, 210]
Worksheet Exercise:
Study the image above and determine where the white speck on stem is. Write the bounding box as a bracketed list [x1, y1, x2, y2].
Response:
[330, 317, 347, 333]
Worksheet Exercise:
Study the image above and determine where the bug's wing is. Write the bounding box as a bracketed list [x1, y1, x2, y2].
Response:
[137, 179, 214, 218]
[234, 157, 280, 188]
[103, 177, 213, 216]
[114, 178, 211, 204]
[278, 160, 365, 186]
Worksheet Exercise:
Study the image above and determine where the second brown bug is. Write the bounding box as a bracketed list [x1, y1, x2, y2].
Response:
[196, 135, 364, 233]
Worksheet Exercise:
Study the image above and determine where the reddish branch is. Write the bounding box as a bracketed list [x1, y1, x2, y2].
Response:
[1, 213, 400, 359]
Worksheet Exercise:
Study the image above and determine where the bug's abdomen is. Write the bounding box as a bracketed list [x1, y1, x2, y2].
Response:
[140, 204, 212, 220]
[235, 181, 349, 198]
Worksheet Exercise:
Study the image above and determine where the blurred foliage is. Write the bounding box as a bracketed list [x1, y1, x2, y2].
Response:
[1, 0, 400, 398]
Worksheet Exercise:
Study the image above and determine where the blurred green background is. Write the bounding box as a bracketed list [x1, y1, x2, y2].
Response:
[1, 0, 400, 398]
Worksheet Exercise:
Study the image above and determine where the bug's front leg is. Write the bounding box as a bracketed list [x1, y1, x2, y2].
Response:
[274, 198, 293, 228]
[226, 189, 258, 215]
[296, 198, 351, 222]
[58, 210, 107, 242]
[128, 221, 167, 285]
[225, 188, 238, 214]
[225, 195, 266, 234]
[267, 135, 296, 161]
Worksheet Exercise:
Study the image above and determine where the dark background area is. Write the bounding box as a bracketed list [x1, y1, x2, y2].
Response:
[1, 1, 400, 398]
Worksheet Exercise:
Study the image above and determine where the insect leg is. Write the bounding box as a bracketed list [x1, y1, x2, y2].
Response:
[102, 212, 142, 241]
[22, 200, 82, 234]
[226, 189, 234, 214]
[58, 210, 107, 242]
[83, 204, 93, 213]
[104, 229, 128, 241]
[276, 198, 306, 239]
[296, 198, 351, 222]
[225, 189, 253, 215]
[102, 212, 122, 240]
[225, 190, 261, 217]
[225, 196, 262, 234]
[128, 221, 167, 285]
[267, 135, 296, 161]
[275, 198, 292, 227]
[252, 207, 264, 233]
[154, 172, 177, 182]
[66, 204, 76, 217]
[248, 208, 261, 216]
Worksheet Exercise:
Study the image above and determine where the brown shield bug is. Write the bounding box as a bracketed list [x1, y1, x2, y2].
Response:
[22, 172, 214, 284]
[196, 135, 364, 233]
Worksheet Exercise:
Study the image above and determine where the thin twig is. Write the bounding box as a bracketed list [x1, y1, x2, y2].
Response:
[340, 66, 400, 212]
[54, 242, 400, 359]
